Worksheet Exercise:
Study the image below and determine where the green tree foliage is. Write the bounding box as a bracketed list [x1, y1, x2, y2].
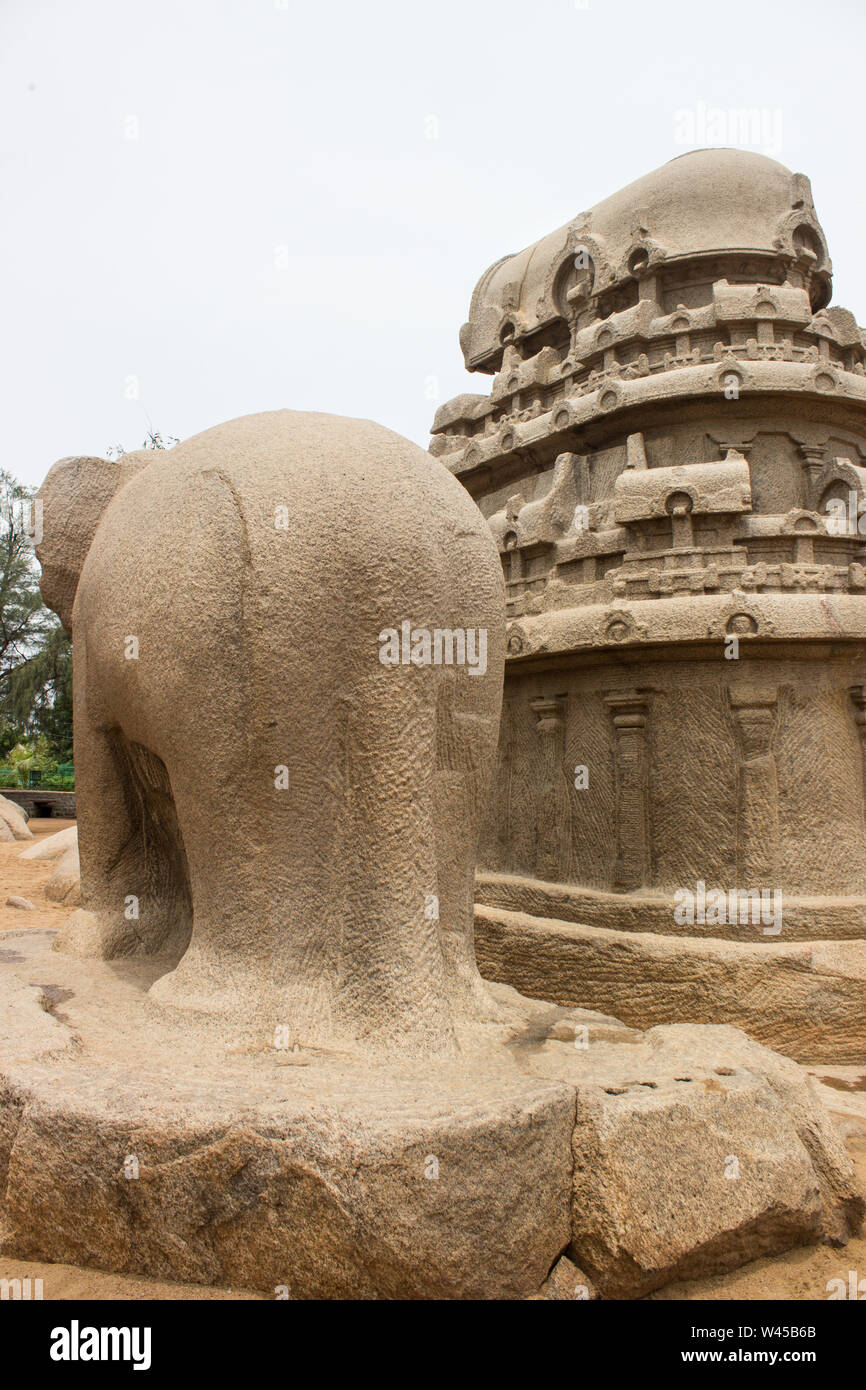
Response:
[8, 624, 73, 763]
[0, 433, 176, 776]
[0, 471, 73, 767]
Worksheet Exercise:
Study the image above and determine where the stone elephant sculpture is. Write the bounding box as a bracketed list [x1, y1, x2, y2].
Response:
[36, 410, 505, 1055]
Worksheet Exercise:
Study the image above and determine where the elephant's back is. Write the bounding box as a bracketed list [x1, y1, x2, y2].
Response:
[176, 408, 492, 550]
[76, 410, 504, 756]
[119, 408, 502, 619]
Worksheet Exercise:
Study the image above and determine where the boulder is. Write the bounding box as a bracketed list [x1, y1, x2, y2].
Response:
[0, 797, 33, 842]
[19, 825, 77, 863]
[564, 1024, 864, 1298]
[45, 844, 81, 906]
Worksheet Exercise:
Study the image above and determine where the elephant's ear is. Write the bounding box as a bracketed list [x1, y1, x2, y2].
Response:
[36, 454, 145, 631]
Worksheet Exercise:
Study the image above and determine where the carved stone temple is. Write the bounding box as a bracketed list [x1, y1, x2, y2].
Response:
[1, 153, 864, 1304]
[431, 149, 866, 1063]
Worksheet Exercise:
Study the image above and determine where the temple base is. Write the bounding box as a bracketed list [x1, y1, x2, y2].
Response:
[475, 893, 866, 1064]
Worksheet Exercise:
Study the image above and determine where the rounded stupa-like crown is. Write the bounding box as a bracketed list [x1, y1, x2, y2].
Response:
[458, 149, 832, 375]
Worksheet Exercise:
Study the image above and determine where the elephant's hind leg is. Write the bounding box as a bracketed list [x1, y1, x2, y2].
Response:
[56, 726, 192, 962]
[149, 670, 460, 1057]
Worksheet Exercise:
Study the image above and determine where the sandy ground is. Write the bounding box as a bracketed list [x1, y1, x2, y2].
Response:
[1, 820, 864, 1301]
[0, 816, 77, 933]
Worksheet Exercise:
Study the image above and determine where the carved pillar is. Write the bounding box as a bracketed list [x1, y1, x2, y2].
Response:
[605, 690, 652, 891]
[792, 530, 815, 565]
[668, 496, 695, 550]
[530, 695, 568, 881]
[799, 445, 826, 508]
[635, 261, 661, 313]
[849, 685, 866, 816]
[728, 686, 780, 883]
[756, 317, 775, 346]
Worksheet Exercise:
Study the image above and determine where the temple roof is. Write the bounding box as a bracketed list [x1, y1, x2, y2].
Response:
[460, 149, 831, 371]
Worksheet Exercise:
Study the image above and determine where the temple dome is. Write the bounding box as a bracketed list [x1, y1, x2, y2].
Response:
[461, 148, 831, 370]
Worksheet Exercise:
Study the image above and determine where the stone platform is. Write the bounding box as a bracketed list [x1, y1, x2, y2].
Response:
[0, 929, 861, 1299]
[475, 900, 866, 1066]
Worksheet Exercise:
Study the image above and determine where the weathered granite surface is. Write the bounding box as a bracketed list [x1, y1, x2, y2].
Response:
[0, 930, 860, 1299]
[432, 149, 866, 1061]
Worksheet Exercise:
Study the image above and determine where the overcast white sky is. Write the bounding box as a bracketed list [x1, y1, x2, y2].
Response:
[2, 0, 864, 487]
